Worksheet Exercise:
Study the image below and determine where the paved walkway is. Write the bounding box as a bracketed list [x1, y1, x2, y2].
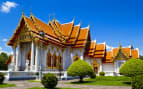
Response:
[0, 80, 131, 89]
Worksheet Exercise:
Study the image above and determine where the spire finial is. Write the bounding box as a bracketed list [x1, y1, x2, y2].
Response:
[72, 17, 75, 23]
[22, 7, 25, 16]
[119, 41, 122, 49]
[88, 24, 90, 29]
[53, 13, 55, 21]
[131, 42, 133, 49]
[30, 8, 33, 15]
[49, 14, 51, 21]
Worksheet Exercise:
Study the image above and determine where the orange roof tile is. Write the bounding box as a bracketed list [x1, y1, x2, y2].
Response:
[59, 22, 73, 37]
[94, 51, 105, 55]
[67, 25, 80, 44]
[95, 44, 105, 50]
[113, 48, 119, 57]
[122, 48, 131, 57]
[132, 49, 139, 58]
[25, 17, 37, 32]
[106, 51, 112, 59]
[31, 16, 57, 38]
[73, 28, 89, 47]
[113, 48, 131, 57]
[94, 55, 104, 58]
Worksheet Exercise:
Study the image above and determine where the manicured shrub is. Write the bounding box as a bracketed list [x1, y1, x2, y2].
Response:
[119, 58, 143, 77]
[89, 72, 96, 79]
[132, 75, 143, 89]
[41, 73, 58, 88]
[67, 60, 93, 82]
[0, 72, 5, 84]
[99, 71, 105, 76]
[35, 72, 39, 76]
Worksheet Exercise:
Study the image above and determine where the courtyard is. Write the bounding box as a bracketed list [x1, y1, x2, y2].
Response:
[0, 79, 131, 89]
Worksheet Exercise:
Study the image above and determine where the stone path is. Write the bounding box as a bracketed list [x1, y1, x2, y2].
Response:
[0, 80, 131, 89]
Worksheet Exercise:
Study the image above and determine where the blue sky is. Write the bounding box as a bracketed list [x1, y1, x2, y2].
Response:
[0, 0, 143, 55]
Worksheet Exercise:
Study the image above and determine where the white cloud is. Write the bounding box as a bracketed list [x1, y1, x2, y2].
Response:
[2, 38, 8, 42]
[0, 46, 12, 55]
[1, 1, 18, 13]
[0, 47, 2, 51]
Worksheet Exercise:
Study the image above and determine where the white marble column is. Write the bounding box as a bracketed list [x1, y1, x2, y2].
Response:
[30, 42, 35, 71]
[15, 45, 20, 71]
[10, 46, 16, 71]
[35, 46, 39, 72]
[12, 47, 16, 64]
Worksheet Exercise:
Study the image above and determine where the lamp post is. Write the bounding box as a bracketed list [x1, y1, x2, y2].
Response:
[39, 30, 45, 80]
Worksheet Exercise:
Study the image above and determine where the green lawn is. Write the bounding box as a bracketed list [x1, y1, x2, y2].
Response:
[28, 87, 80, 89]
[70, 76, 131, 86]
[28, 80, 41, 83]
[0, 83, 16, 88]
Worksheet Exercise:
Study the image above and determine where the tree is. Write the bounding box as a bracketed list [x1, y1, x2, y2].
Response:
[140, 55, 143, 60]
[132, 75, 143, 89]
[67, 60, 93, 82]
[119, 58, 143, 77]
[0, 52, 9, 70]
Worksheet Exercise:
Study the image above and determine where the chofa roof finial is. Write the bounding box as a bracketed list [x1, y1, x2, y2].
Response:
[22, 7, 25, 16]
[119, 41, 122, 49]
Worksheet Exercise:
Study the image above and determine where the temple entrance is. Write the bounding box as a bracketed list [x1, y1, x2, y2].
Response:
[73, 55, 80, 62]
[19, 42, 31, 71]
[92, 61, 99, 74]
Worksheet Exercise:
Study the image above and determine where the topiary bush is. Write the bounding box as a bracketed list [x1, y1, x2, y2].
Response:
[119, 58, 143, 77]
[67, 60, 93, 82]
[35, 72, 39, 76]
[41, 73, 58, 88]
[99, 71, 105, 76]
[0, 72, 5, 84]
[89, 72, 96, 79]
[132, 75, 143, 89]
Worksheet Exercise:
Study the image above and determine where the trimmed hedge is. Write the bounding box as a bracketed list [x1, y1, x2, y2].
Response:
[119, 58, 143, 77]
[0, 72, 5, 84]
[41, 73, 58, 88]
[99, 71, 105, 76]
[132, 75, 143, 89]
[67, 60, 93, 82]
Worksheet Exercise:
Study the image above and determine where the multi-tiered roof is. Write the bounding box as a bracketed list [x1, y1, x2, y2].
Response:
[7, 12, 139, 63]
[8, 12, 90, 48]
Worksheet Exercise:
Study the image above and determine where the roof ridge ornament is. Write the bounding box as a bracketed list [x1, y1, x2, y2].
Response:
[30, 8, 33, 16]
[88, 24, 90, 29]
[72, 17, 75, 23]
[53, 13, 56, 22]
[119, 41, 122, 49]
[22, 8, 25, 16]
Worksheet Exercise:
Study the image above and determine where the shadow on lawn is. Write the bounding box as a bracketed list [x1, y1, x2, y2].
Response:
[71, 81, 94, 84]
[123, 81, 131, 85]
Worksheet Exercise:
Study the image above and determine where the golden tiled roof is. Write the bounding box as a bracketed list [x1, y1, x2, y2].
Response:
[103, 51, 113, 63]
[67, 25, 80, 44]
[131, 49, 139, 58]
[95, 44, 105, 51]
[73, 28, 89, 48]
[113, 48, 131, 57]
[7, 13, 90, 48]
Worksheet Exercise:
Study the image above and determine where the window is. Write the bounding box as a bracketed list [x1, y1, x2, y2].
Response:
[47, 52, 52, 68]
[53, 53, 57, 67]
[58, 55, 62, 69]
